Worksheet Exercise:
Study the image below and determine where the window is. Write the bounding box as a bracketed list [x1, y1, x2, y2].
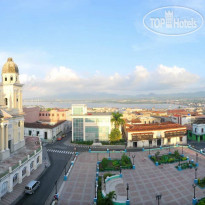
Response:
[180, 137, 183, 142]
[10, 76, 13, 81]
[5, 77, 7, 81]
[195, 128, 197, 132]
[22, 167, 26, 176]
[30, 161, 34, 169]
[29, 130, 32, 136]
[37, 156, 40, 163]
[149, 140, 152, 145]
[13, 174, 18, 183]
[5, 98, 8, 106]
[52, 114, 54, 116]
[57, 114, 59, 117]
[42, 114, 44, 116]
[168, 138, 171, 143]
[202, 128, 204, 133]
[46, 114, 47, 116]
[48, 114, 50, 116]
[62, 114, 64, 117]
[37, 131, 39, 136]
[17, 98, 18, 102]
[39, 114, 41, 116]
[1, 181, 8, 195]
[18, 121, 20, 127]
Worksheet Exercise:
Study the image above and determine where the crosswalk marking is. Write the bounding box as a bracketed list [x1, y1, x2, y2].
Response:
[47, 149, 74, 155]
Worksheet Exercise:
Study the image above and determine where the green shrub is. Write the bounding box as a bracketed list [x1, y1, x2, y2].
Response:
[174, 150, 180, 159]
[112, 160, 120, 167]
[181, 157, 187, 161]
[168, 158, 175, 163]
[101, 158, 109, 169]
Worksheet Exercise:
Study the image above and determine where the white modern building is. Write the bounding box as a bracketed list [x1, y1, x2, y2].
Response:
[0, 58, 42, 200]
[72, 104, 112, 142]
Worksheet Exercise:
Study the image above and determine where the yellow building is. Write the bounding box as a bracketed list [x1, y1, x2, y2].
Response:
[0, 58, 25, 160]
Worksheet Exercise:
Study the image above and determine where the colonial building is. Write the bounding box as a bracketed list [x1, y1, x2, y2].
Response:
[72, 104, 112, 142]
[0, 58, 42, 200]
[187, 118, 205, 142]
[125, 122, 187, 148]
[24, 120, 70, 142]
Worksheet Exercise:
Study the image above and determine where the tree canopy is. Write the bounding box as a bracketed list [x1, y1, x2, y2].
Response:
[111, 112, 125, 129]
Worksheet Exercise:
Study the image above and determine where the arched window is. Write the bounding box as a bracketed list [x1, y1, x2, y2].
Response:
[10, 76, 13, 81]
[13, 173, 18, 185]
[5, 77, 7, 81]
[37, 156, 40, 163]
[1, 181, 8, 195]
[30, 161, 34, 170]
[18, 121, 21, 127]
[22, 167, 26, 176]
[5, 98, 8, 106]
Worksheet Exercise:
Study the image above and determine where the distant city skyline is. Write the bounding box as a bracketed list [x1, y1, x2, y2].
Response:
[0, 0, 205, 98]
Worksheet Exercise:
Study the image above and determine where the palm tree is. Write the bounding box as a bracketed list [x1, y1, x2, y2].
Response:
[104, 191, 117, 205]
[111, 112, 125, 129]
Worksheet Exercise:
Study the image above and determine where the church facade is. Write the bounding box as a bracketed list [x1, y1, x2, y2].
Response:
[0, 57, 25, 161]
[0, 58, 42, 200]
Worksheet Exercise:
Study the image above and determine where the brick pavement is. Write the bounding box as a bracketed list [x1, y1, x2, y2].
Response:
[58, 148, 205, 205]
[1, 147, 50, 205]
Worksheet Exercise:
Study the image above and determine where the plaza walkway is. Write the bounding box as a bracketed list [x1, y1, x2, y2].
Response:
[58, 148, 205, 205]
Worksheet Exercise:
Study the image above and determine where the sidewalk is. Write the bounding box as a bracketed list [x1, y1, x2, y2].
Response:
[1, 147, 50, 205]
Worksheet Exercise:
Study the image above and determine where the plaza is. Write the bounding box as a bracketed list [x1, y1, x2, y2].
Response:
[58, 147, 205, 205]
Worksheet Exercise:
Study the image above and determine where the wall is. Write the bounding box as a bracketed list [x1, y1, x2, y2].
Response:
[23, 107, 40, 123]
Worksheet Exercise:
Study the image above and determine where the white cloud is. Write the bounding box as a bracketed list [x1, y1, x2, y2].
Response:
[20, 64, 200, 98]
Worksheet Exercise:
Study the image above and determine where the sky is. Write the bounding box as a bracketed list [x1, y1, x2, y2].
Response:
[0, 0, 205, 98]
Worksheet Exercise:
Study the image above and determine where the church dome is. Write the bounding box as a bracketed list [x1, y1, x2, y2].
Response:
[2, 58, 19, 74]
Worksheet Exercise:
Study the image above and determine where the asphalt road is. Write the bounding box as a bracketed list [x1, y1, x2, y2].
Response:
[15, 146, 72, 205]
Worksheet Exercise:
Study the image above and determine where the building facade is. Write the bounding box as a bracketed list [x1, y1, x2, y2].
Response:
[72, 104, 112, 142]
[187, 118, 205, 142]
[0, 58, 42, 200]
[24, 120, 70, 142]
[125, 122, 187, 148]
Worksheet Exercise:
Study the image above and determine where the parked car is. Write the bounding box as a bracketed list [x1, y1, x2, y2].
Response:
[57, 136, 62, 141]
[25, 180, 40, 194]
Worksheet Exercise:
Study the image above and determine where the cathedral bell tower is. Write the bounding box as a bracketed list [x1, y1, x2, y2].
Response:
[2, 58, 23, 112]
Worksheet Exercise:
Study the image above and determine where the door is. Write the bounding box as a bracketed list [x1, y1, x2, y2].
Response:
[157, 139, 161, 146]
[44, 132, 47, 139]
[133, 142, 137, 147]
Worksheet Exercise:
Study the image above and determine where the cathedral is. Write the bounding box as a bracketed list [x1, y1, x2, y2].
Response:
[0, 57, 25, 160]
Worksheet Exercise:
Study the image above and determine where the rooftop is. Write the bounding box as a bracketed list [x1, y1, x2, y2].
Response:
[0, 137, 41, 177]
[25, 120, 66, 129]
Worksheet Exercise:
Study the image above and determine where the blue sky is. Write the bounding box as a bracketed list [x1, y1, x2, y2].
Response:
[0, 0, 204, 97]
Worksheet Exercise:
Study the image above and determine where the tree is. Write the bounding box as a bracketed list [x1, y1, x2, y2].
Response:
[109, 128, 122, 142]
[111, 112, 125, 129]
[104, 191, 117, 205]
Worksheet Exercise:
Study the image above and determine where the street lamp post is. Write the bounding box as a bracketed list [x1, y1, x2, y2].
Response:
[55, 180, 58, 194]
[195, 168, 198, 179]
[132, 155, 135, 169]
[196, 153, 198, 163]
[192, 184, 196, 199]
[126, 183, 129, 200]
[149, 142, 151, 155]
[132, 155, 135, 165]
[156, 194, 162, 205]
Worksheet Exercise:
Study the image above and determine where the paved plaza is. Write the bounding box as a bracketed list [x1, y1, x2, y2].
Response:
[59, 148, 205, 205]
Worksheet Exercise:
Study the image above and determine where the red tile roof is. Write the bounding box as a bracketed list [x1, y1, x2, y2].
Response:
[126, 122, 186, 132]
[25, 120, 66, 129]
